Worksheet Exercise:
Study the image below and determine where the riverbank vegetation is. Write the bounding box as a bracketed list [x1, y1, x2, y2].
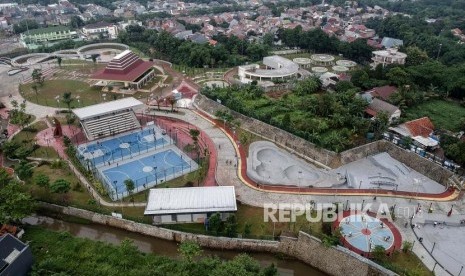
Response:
[24, 226, 278, 276]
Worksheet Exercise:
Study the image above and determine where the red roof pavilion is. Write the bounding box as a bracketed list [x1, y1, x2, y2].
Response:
[91, 50, 154, 83]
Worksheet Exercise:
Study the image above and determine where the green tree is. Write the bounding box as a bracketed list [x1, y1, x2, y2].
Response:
[0, 168, 12, 187]
[50, 179, 71, 202]
[294, 77, 321, 96]
[224, 214, 238, 237]
[178, 240, 202, 263]
[62, 92, 74, 110]
[386, 67, 410, 87]
[371, 245, 386, 261]
[17, 161, 34, 180]
[124, 179, 135, 204]
[402, 241, 413, 253]
[167, 95, 177, 112]
[91, 54, 99, 64]
[35, 174, 50, 188]
[208, 212, 222, 235]
[0, 181, 35, 224]
[405, 46, 429, 66]
[31, 68, 44, 85]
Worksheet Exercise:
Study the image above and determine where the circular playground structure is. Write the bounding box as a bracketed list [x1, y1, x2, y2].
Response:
[311, 66, 328, 75]
[10, 43, 130, 67]
[336, 60, 357, 68]
[293, 57, 312, 68]
[203, 80, 229, 88]
[311, 54, 335, 66]
[335, 211, 402, 256]
[332, 65, 349, 73]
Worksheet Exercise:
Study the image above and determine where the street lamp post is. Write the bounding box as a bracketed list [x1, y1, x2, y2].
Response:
[55, 95, 60, 107]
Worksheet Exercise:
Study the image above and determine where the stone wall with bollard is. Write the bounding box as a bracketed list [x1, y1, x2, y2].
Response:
[195, 94, 453, 186]
[40, 203, 395, 276]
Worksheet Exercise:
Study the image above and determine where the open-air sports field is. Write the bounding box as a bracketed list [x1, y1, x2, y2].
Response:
[76, 125, 198, 200]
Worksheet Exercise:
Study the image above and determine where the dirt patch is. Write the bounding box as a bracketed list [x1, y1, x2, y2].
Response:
[266, 90, 291, 99]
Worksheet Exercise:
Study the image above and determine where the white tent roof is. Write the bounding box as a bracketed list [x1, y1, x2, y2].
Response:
[144, 186, 237, 215]
[73, 97, 143, 120]
[413, 136, 438, 147]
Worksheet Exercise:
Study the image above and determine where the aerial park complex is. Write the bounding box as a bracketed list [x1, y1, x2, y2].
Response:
[2, 42, 463, 275]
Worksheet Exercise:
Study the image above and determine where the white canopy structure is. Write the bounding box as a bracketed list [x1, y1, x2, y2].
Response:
[73, 97, 143, 120]
[144, 186, 237, 216]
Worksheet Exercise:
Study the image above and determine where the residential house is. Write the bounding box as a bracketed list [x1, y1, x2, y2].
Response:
[366, 85, 397, 101]
[82, 22, 119, 40]
[372, 48, 407, 68]
[389, 117, 439, 148]
[365, 97, 401, 122]
[381, 37, 403, 48]
[0, 234, 33, 276]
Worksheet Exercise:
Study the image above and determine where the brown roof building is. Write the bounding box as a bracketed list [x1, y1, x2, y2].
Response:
[91, 50, 156, 90]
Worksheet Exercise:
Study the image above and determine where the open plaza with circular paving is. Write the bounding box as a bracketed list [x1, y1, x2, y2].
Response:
[336, 211, 402, 256]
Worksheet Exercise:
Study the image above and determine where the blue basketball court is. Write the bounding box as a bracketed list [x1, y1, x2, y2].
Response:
[77, 126, 169, 167]
[99, 147, 196, 198]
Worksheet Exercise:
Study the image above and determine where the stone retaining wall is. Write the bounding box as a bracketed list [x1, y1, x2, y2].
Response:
[40, 203, 395, 276]
[195, 94, 453, 185]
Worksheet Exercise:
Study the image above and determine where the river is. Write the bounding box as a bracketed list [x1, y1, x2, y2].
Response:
[23, 216, 326, 276]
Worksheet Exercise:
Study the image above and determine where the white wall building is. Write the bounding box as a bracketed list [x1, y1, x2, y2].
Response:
[372, 48, 407, 68]
[82, 22, 119, 40]
[238, 55, 299, 83]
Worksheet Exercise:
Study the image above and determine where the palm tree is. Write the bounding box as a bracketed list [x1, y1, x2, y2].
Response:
[168, 95, 177, 112]
[62, 92, 74, 110]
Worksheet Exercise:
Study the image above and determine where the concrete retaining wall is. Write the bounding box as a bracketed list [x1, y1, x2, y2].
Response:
[40, 203, 395, 276]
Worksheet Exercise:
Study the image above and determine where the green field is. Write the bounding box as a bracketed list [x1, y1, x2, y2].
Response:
[19, 80, 119, 108]
[403, 99, 465, 132]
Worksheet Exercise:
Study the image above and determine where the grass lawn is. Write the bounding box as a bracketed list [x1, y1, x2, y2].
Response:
[403, 99, 465, 132]
[377, 251, 433, 276]
[11, 121, 60, 159]
[27, 163, 93, 205]
[19, 80, 111, 108]
[163, 203, 324, 240]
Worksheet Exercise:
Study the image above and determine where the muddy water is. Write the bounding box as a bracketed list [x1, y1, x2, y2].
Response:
[24, 216, 326, 276]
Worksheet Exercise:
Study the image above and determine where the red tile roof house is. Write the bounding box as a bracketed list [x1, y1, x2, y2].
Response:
[91, 50, 156, 91]
[389, 117, 439, 148]
[366, 85, 397, 101]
